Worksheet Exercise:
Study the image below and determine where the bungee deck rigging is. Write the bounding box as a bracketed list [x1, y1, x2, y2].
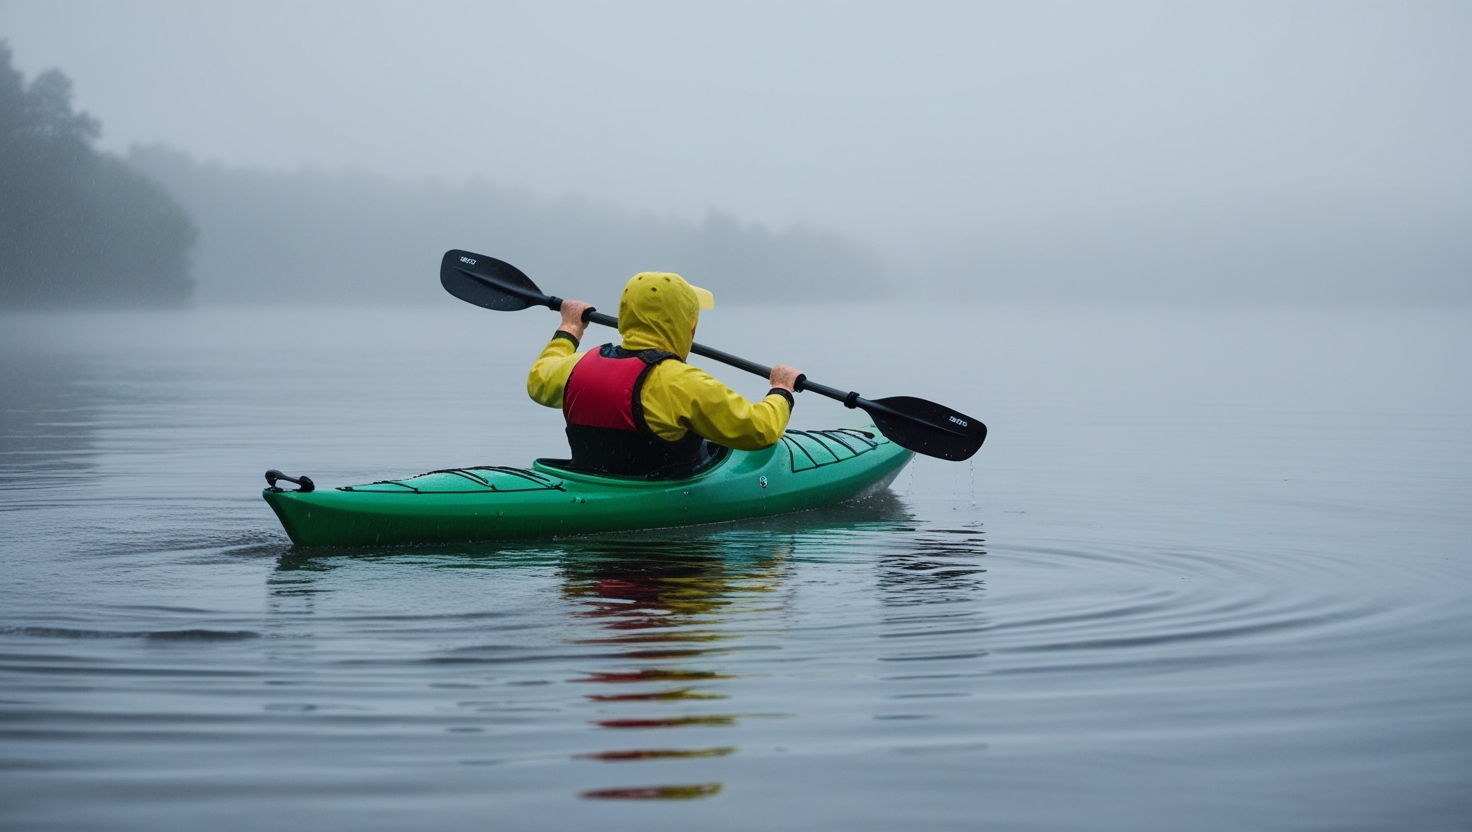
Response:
[338, 466, 566, 494]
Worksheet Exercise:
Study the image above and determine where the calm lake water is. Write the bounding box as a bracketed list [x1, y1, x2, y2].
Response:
[2, 303, 1469, 831]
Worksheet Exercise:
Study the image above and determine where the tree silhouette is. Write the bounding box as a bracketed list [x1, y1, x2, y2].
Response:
[0, 42, 195, 307]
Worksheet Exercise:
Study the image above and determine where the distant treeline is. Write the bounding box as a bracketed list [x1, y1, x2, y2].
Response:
[0, 43, 195, 308]
[127, 147, 890, 306]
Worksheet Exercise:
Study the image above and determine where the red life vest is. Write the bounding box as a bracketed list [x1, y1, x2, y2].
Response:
[561, 344, 709, 477]
[564, 346, 668, 432]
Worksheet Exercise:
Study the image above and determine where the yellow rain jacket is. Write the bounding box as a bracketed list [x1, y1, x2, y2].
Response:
[526, 272, 792, 450]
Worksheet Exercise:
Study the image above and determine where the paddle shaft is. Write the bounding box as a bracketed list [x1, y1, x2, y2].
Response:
[551, 294, 967, 437]
[574, 304, 794, 388]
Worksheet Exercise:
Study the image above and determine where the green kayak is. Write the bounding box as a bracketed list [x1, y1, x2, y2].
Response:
[263, 426, 913, 547]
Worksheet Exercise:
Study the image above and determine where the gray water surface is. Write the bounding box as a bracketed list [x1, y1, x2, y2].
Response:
[2, 304, 1469, 831]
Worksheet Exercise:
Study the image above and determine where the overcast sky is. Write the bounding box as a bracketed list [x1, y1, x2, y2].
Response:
[3, 0, 1469, 275]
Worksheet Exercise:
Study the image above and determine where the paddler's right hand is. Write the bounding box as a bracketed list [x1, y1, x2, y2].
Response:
[558, 300, 594, 343]
[769, 364, 802, 393]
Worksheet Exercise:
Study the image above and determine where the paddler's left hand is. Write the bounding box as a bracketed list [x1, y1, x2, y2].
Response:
[558, 300, 594, 342]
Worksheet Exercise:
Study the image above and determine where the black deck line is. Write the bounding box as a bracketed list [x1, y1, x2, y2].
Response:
[464, 465, 564, 487]
[814, 429, 860, 455]
[427, 468, 491, 487]
[792, 429, 842, 462]
[341, 480, 420, 493]
[782, 432, 821, 470]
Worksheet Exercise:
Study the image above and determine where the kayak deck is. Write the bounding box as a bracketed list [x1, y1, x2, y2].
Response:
[264, 427, 912, 547]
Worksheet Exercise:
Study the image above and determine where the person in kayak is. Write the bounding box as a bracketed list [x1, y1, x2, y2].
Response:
[527, 272, 801, 478]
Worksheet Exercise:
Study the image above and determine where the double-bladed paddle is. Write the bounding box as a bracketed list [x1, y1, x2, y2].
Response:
[440, 249, 986, 461]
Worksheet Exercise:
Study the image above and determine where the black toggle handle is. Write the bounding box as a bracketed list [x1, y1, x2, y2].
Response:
[265, 469, 315, 493]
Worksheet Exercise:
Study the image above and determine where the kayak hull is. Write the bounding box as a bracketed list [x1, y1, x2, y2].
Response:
[263, 427, 912, 547]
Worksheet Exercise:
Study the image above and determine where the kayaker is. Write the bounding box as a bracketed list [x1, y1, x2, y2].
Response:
[527, 272, 800, 477]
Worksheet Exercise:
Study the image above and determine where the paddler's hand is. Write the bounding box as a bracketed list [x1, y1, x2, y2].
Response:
[558, 300, 594, 342]
[769, 364, 802, 393]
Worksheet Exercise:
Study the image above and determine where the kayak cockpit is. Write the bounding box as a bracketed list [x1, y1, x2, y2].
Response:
[533, 443, 731, 482]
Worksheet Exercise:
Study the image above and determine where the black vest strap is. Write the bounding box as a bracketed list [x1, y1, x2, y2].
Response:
[564, 424, 714, 478]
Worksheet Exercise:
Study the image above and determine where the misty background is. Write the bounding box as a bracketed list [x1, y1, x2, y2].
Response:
[1, 1, 1468, 307]
[3, 7, 1472, 827]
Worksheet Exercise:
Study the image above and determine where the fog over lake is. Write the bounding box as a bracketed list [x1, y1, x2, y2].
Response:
[3, 0, 1468, 305]
[3, 303, 1471, 830]
[1, 3, 1470, 831]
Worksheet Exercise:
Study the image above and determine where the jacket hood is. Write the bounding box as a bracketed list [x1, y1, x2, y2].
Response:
[617, 272, 713, 359]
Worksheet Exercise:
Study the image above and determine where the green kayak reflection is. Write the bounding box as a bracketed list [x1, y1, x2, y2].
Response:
[261, 491, 938, 802]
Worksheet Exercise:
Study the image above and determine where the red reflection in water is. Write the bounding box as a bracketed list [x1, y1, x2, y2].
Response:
[574, 669, 729, 684]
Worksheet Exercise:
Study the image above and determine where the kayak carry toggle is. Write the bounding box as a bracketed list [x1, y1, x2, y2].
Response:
[265, 470, 315, 493]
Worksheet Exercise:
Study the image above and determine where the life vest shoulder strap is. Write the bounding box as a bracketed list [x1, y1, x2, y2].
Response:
[601, 343, 679, 366]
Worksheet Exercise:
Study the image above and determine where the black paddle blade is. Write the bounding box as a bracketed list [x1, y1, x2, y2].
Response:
[440, 249, 549, 311]
[863, 396, 987, 461]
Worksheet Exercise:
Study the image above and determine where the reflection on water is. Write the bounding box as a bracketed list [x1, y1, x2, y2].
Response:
[561, 540, 788, 800]
[586, 688, 725, 702]
[579, 747, 735, 760]
[2, 306, 1470, 831]
[878, 525, 988, 606]
[580, 783, 724, 800]
[877, 525, 990, 675]
[576, 669, 731, 685]
[0, 352, 101, 496]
